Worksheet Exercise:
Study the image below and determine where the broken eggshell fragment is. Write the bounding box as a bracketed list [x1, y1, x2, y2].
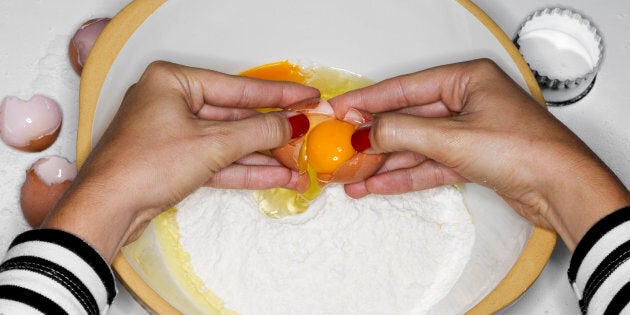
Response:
[20, 156, 77, 228]
[0, 95, 62, 152]
[69, 18, 111, 75]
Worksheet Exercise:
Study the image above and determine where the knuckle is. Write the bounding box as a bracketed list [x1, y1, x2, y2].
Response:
[469, 58, 502, 78]
[260, 114, 288, 143]
[140, 60, 175, 84]
[431, 166, 446, 187]
[144, 60, 170, 76]
[372, 115, 400, 151]
[205, 126, 236, 165]
[471, 58, 498, 70]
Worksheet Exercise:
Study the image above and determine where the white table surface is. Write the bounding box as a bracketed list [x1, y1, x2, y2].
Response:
[1, 1, 628, 314]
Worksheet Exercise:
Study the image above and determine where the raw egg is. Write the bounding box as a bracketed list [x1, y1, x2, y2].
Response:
[272, 97, 385, 184]
[0, 95, 62, 152]
[241, 61, 385, 218]
[20, 156, 76, 228]
[69, 18, 111, 75]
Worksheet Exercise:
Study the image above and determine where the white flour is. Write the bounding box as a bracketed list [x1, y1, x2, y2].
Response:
[0, 30, 79, 254]
[177, 184, 474, 315]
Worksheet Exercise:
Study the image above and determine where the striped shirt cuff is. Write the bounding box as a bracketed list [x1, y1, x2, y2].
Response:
[568, 206, 630, 315]
[0, 229, 117, 315]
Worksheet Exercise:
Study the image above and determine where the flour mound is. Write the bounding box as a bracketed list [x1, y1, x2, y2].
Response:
[177, 185, 474, 315]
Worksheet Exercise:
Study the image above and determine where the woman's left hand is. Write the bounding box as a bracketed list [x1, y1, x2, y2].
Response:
[43, 61, 319, 262]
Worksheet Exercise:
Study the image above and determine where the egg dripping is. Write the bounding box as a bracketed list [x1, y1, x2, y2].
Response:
[241, 61, 385, 218]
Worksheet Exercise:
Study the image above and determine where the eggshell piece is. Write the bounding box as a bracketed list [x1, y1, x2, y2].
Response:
[270, 139, 301, 170]
[286, 97, 335, 116]
[0, 95, 62, 152]
[69, 18, 111, 75]
[20, 156, 77, 228]
[327, 152, 386, 184]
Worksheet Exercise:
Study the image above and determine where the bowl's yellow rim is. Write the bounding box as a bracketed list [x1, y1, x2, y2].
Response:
[77, 0, 556, 314]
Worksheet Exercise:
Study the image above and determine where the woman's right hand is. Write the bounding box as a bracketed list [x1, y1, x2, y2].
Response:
[330, 59, 630, 250]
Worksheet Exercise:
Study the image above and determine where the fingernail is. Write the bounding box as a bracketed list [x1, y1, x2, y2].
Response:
[287, 113, 310, 139]
[351, 124, 372, 152]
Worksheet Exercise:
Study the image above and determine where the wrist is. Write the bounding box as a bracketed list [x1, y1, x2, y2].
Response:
[42, 178, 139, 263]
[542, 158, 630, 251]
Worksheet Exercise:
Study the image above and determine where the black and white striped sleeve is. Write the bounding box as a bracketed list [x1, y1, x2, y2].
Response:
[0, 229, 117, 315]
[568, 206, 630, 315]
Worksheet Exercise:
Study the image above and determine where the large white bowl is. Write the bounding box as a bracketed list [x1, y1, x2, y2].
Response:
[77, 0, 556, 313]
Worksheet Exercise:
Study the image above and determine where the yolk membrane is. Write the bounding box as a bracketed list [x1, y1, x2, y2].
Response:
[306, 119, 356, 174]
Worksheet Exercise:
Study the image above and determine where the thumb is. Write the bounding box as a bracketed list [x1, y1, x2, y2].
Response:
[211, 111, 309, 165]
[353, 112, 462, 166]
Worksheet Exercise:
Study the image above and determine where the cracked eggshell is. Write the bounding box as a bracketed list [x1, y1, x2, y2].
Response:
[271, 98, 385, 184]
[0, 95, 62, 152]
[69, 18, 111, 75]
[20, 156, 77, 228]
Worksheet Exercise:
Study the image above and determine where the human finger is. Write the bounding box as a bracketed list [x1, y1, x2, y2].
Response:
[329, 61, 472, 118]
[352, 112, 466, 168]
[207, 164, 297, 190]
[195, 106, 262, 121]
[344, 160, 466, 198]
[199, 111, 309, 173]
[204, 152, 306, 190]
[150, 61, 320, 112]
[394, 101, 452, 118]
[233, 152, 284, 166]
[372, 151, 430, 174]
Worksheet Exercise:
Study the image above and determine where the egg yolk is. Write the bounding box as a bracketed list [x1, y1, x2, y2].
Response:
[305, 119, 356, 174]
[240, 60, 304, 83]
[240, 60, 304, 114]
